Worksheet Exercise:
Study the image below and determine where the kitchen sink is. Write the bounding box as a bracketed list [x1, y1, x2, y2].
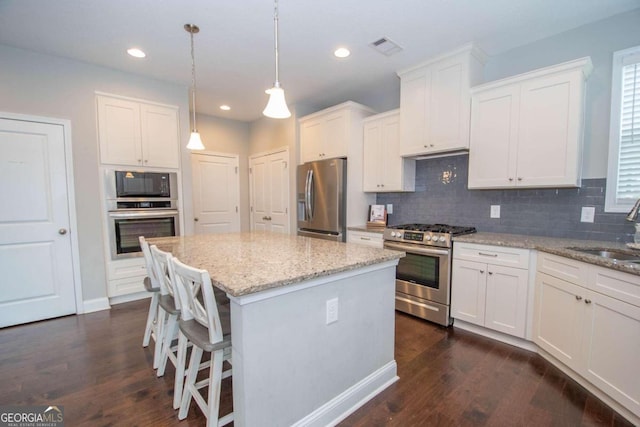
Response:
[566, 247, 640, 262]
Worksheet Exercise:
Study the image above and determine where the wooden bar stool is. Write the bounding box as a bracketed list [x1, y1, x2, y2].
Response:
[169, 256, 233, 427]
[138, 237, 160, 362]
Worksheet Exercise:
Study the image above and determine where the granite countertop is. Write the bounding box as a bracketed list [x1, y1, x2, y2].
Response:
[454, 232, 640, 276]
[347, 225, 385, 234]
[148, 232, 404, 297]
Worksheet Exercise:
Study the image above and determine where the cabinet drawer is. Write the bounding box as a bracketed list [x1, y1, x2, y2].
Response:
[589, 265, 640, 308]
[347, 230, 383, 248]
[537, 251, 589, 285]
[108, 257, 147, 280]
[108, 276, 146, 297]
[453, 242, 529, 269]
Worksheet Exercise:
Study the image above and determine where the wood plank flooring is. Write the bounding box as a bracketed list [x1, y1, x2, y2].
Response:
[0, 300, 633, 426]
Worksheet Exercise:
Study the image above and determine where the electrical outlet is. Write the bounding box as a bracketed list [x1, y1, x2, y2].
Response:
[386, 204, 393, 215]
[326, 298, 338, 325]
[490, 205, 500, 219]
[581, 206, 595, 223]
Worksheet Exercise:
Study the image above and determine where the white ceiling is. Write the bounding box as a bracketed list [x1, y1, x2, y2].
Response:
[1, 0, 638, 122]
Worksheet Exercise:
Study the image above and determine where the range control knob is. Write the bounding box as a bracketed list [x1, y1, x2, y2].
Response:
[439, 236, 446, 242]
[390, 232, 396, 237]
[425, 235, 432, 241]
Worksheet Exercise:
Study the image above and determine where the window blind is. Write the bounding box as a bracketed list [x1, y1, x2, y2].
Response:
[615, 56, 640, 202]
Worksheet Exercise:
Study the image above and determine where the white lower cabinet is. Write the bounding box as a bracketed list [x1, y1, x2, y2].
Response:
[107, 257, 147, 297]
[347, 230, 383, 248]
[534, 252, 640, 421]
[451, 243, 530, 338]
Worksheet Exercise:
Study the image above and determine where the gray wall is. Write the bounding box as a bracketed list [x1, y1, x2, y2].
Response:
[0, 44, 191, 302]
[377, 155, 636, 243]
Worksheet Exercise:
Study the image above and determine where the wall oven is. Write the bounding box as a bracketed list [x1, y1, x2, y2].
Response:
[105, 169, 180, 259]
[383, 224, 476, 326]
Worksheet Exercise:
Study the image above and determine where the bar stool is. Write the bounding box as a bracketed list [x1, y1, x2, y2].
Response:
[150, 245, 183, 396]
[139, 237, 160, 362]
[169, 256, 233, 427]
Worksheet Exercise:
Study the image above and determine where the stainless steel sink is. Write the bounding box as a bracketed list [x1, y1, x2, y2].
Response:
[566, 247, 640, 262]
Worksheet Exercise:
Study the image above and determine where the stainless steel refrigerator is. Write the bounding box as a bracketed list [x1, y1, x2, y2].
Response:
[297, 158, 347, 242]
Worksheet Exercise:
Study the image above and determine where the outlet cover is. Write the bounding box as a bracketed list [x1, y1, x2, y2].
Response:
[581, 206, 595, 223]
[326, 298, 338, 324]
[386, 204, 393, 215]
[490, 205, 501, 219]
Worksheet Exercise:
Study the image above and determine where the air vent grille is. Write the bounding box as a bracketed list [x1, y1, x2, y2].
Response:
[369, 37, 403, 56]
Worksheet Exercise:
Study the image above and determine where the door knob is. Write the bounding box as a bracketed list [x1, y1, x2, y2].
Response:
[194, 218, 199, 222]
[58, 228, 67, 235]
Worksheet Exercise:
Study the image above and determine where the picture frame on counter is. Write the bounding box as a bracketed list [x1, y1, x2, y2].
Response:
[367, 204, 387, 229]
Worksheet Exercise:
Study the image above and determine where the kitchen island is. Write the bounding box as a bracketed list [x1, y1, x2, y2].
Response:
[149, 232, 404, 427]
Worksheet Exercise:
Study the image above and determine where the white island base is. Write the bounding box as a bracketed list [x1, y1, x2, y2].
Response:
[229, 260, 399, 427]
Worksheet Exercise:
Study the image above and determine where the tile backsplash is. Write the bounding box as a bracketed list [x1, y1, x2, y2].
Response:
[376, 154, 636, 243]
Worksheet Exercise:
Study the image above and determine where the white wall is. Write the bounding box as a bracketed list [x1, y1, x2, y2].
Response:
[0, 44, 191, 302]
[483, 9, 640, 179]
[182, 114, 251, 233]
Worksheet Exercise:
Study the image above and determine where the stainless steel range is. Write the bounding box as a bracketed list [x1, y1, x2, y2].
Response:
[383, 223, 476, 326]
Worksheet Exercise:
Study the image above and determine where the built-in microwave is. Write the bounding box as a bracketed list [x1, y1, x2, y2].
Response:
[104, 169, 178, 200]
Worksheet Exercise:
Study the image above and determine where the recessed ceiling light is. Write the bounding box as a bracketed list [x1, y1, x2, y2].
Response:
[334, 47, 350, 58]
[220, 105, 231, 111]
[127, 48, 146, 58]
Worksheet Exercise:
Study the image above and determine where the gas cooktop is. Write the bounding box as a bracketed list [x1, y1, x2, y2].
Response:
[383, 223, 476, 248]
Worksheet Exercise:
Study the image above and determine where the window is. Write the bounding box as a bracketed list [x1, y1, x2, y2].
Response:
[606, 45, 640, 213]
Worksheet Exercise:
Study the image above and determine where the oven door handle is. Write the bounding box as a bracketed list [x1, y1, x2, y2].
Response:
[384, 241, 449, 256]
[108, 209, 179, 219]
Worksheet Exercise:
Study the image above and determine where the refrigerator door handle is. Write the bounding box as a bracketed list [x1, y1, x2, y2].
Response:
[306, 169, 314, 220]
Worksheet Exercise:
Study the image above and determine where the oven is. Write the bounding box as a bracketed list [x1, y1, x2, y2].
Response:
[384, 240, 452, 326]
[105, 169, 180, 259]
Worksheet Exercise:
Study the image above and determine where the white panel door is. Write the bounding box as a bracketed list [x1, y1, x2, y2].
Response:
[451, 259, 486, 326]
[484, 264, 529, 338]
[362, 119, 382, 192]
[0, 118, 76, 327]
[250, 150, 290, 234]
[140, 104, 180, 169]
[191, 153, 240, 234]
[97, 96, 142, 166]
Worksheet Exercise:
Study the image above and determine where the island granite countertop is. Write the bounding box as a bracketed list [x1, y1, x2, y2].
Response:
[453, 232, 640, 276]
[148, 231, 404, 297]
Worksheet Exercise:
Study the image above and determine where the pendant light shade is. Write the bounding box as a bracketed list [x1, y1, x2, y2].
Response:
[263, 0, 291, 119]
[185, 23, 205, 150]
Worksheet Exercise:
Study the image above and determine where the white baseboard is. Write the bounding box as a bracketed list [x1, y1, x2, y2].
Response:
[81, 297, 111, 314]
[109, 291, 151, 305]
[291, 360, 399, 427]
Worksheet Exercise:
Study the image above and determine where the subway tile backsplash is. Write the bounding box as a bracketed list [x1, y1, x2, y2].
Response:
[376, 154, 636, 243]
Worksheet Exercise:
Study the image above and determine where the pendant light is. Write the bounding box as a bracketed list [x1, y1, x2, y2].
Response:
[185, 23, 205, 150]
[263, 0, 291, 119]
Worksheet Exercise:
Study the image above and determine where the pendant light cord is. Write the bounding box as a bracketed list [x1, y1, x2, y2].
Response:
[273, 0, 281, 87]
[190, 28, 198, 132]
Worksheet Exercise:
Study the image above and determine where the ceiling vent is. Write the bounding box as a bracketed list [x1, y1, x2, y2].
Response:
[369, 37, 403, 56]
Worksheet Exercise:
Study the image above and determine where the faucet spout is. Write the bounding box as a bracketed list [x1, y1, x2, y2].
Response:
[626, 198, 640, 222]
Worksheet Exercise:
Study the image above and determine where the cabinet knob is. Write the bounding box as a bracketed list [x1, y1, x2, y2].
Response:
[194, 217, 199, 222]
[381, 184, 384, 187]
[423, 145, 428, 148]
[480, 270, 485, 274]
[508, 177, 514, 182]
[138, 159, 142, 163]
[518, 177, 523, 181]
[585, 299, 592, 304]
[144, 159, 148, 163]
[488, 271, 493, 275]
[575, 295, 582, 301]
[430, 144, 434, 148]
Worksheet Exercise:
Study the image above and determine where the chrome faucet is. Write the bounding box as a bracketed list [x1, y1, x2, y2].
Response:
[626, 198, 640, 222]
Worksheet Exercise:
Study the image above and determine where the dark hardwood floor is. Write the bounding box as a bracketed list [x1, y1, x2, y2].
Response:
[0, 300, 633, 426]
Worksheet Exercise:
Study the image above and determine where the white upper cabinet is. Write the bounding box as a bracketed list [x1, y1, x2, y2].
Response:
[97, 94, 180, 168]
[468, 57, 592, 189]
[363, 110, 415, 192]
[299, 102, 374, 164]
[397, 44, 486, 157]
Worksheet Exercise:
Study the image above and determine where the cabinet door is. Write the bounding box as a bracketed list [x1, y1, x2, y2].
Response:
[362, 119, 382, 192]
[141, 104, 180, 169]
[485, 264, 529, 338]
[451, 259, 487, 326]
[399, 70, 430, 156]
[516, 70, 583, 187]
[581, 291, 640, 418]
[322, 111, 348, 159]
[533, 272, 585, 369]
[430, 58, 468, 152]
[97, 96, 142, 166]
[300, 118, 324, 163]
[380, 115, 402, 191]
[468, 84, 519, 189]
